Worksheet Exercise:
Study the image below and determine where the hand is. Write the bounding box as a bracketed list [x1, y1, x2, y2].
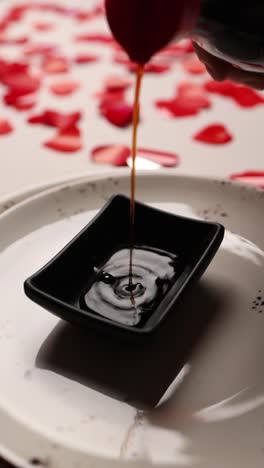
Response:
[193, 42, 264, 90]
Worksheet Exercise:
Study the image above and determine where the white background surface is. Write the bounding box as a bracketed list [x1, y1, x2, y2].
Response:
[0, 0, 263, 197]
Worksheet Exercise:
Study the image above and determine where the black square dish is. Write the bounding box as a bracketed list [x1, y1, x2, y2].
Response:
[24, 195, 225, 339]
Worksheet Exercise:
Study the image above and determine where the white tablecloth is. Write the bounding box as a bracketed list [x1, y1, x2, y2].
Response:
[0, 0, 263, 199]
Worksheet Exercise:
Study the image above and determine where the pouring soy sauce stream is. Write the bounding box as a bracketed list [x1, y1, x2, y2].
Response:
[105, 0, 200, 301]
[105, 0, 264, 310]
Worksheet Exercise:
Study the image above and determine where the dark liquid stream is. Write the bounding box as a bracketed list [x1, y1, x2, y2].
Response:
[129, 64, 144, 298]
[83, 66, 163, 327]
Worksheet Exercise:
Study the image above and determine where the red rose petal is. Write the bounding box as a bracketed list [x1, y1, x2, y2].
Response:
[204, 80, 264, 107]
[1, 71, 41, 94]
[0, 61, 29, 77]
[33, 22, 54, 32]
[10, 93, 37, 111]
[3, 85, 38, 110]
[230, 171, 264, 188]
[4, 5, 28, 23]
[156, 95, 210, 117]
[91, 144, 180, 167]
[44, 126, 82, 153]
[23, 43, 57, 57]
[182, 56, 206, 75]
[96, 75, 134, 127]
[74, 53, 99, 64]
[0, 118, 13, 135]
[156, 81, 211, 117]
[143, 62, 171, 74]
[0, 35, 29, 45]
[49, 80, 80, 96]
[156, 98, 200, 117]
[75, 33, 116, 46]
[103, 76, 132, 92]
[42, 56, 69, 74]
[194, 124, 233, 144]
[91, 144, 130, 166]
[28, 110, 81, 129]
[137, 148, 179, 167]
[102, 103, 133, 127]
[97, 89, 126, 107]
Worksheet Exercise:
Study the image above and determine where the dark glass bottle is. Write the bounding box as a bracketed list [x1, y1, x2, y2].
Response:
[106, 0, 264, 72]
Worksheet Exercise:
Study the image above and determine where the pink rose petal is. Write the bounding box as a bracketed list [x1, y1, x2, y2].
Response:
[182, 56, 206, 75]
[75, 33, 116, 46]
[7, 92, 37, 111]
[102, 103, 133, 127]
[230, 171, 264, 188]
[0, 118, 13, 135]
[42, 56, 69, 74]
[49, 80, 80, 96]
[204, 80, 264, 107]
[137, 148, 179, 167]
[74, 53, 99, 64]
[156, 81, 211, 117]
[33, 22, 54, 32]
[44, 125, 82, 153]
[91, 144, 130, 166]
[103, 75, 132, 91]
[23, 43, 57, 57]
[193, 124, 233, 144]
[28, 110, 81, 129]
[91, 144, 179, 167]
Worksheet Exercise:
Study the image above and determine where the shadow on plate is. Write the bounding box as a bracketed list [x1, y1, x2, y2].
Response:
[36, 281, 226, 410]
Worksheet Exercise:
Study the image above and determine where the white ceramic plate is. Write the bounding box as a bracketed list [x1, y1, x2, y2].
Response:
[0, 172, 111, 216]
[0, 172, 264, 468]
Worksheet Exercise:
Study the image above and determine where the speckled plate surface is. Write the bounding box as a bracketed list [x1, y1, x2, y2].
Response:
[0, 172, 264, 468]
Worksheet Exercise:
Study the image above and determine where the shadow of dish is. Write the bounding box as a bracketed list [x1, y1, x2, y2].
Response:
[36, 281, 224, 411]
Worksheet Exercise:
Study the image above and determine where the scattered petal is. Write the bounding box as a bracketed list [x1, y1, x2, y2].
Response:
[42, 56, 69, 74]
[156, 98, 200, 116]
[44, 126, 82, 153]
[4, 92, 37, 111]
[33, 22, 54, 32]
[182, 56, 206, 75]
[102, 103, 133, 127]
[204, 80, 264, 107]
[23, 43, 57, 57]
[74, 53, 99, 64]
[28, 110, 81, 129]
[137, 148, 179, 167]
[91, 144, 179, 167]
[156, 82, 211, 117]
[96, 75, 134, 127]
[141, 62, 171, 74]
[91, 144, 130, 166]
[193, 124, 233, 144]
[0, 35, 28, 45]
[1, 71, 41, 94]
[49, 80, 80, 96]
[230, 171, 264, 188]
[75, 33, 116, 46]
[103, 75, 132, 91]
[0, 118, 13, 135]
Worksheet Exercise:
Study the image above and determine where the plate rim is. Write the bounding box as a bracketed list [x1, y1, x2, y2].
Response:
[0, 170, 262, 223]
[0, 170, 263, 468]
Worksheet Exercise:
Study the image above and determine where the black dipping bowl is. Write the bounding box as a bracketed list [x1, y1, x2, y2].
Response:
[24, 195, 225, 340]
